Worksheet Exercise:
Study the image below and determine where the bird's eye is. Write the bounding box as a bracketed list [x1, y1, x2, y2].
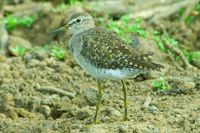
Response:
[76, 18, 82, 23]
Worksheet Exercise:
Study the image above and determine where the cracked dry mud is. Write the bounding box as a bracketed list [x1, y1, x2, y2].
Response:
[0, 49, 199, 132]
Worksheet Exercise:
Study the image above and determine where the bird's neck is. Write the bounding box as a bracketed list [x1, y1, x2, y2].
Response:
[73, 27, 94, 36]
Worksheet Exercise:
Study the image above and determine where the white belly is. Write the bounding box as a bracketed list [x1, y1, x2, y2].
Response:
[73, 52, 144, 80]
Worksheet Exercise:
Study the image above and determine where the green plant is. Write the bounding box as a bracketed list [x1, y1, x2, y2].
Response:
[153, 30, 178, 52]
[50, 46, 65, 60]
[106, 16, 147, 44]
[4, 16, 18, 31]
[153, 30, 200, 66]
[182, 50, 200, 64]
[4, 15, 37, 31]
[69, 0, 78, 5]
[10, 45, 26, 56]
[56, 2, 66, 10]
[177, 3, 200, 25]
[19, 15, 37, 27]
[151, 77, 171, 91]
[105, 13, 199, 67]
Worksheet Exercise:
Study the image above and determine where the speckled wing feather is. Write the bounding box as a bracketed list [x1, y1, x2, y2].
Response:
[80, 27, 164, 71]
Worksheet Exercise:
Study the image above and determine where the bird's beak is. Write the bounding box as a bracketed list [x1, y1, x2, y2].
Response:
[48, 24, 69, 36]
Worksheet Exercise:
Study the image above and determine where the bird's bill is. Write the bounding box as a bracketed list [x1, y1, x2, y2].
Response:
[48, 25, 68, 36]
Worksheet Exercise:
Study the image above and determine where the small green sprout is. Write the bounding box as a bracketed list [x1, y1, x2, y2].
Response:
[4, 16, 18, 31]
[153, 30, 166, 51]
[56, 2, 66, 10]
[151, 77, 171, 91]
[182, 50, 200, 64]
[69, 0, 78, 5]
[10, 45, 26, 56]
[50, 46, 65, 60]
[106, 16, 147, 44]
[152, 30, 200, 66]
[128, 18, 147, 37]
[153, 30, 179, 51]
[18, 15, 37, 27]
[4, 15, 37, 31]
[177, 3, 200, 25]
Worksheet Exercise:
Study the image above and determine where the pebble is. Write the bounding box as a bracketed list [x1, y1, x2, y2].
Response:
[39, 105, 51, 117]
[83, 88, 107, 106]
[118, 125, 128, 133]
[76, 107, 91, 120]
[86, 125, 107, 133]
[141, 125, 159, 133]
[32, 49, 49, 61]
[83, 88, 98, 106]
[104, 107, 121, 117]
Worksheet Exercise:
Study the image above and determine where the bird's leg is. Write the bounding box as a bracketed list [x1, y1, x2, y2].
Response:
[121, 80, 128, 120]
[93, 79, 103, 123]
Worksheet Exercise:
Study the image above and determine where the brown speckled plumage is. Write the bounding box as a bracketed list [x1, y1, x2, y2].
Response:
[80, 27, 163, 71]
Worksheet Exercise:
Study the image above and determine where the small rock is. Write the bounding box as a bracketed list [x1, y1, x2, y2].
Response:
[83, 88, 107, 106]
[0, 63, 10, 71]
[0, 113, 6, 119]
[178, 81, 195, 93]
[32, 49, 49, 61]
[40, 95, 60, 106]
[26, 59, 41, 68]
[141, 125, 159, 133]
[142, 96, 158, 114]
[84, 88, 98, 106]
[104, 107, 121, 118]
[118, 125, 128, 133]
[24, 49, 49, 63]
[39, 105, 51, 117]
[71, 123, 83, 130]
[23, 53, 33, 63]
[76, 107, 91, 120]
[86, 125, 107, 133]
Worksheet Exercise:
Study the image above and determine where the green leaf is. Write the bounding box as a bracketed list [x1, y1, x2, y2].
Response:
[19, 15, 37, 27]
[4, 16, 18, 31]
[134, 18, 143, 23]
[151, 77, 171, 90]
[10, 45, 26, 56]
[4, 15, 37, 31]
[50, 46, 65, 60]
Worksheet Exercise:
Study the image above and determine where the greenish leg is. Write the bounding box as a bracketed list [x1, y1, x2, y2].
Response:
[93, 79, 103, 123]
[121, 80, 128, 121]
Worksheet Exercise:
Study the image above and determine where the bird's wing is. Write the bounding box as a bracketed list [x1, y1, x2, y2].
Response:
[80, 27, 163, 71]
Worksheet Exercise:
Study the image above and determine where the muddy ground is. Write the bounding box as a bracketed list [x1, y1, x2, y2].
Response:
[0, 1, 200, 133]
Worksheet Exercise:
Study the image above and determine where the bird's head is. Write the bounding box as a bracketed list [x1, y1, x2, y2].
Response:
[49, 12, 95, 36]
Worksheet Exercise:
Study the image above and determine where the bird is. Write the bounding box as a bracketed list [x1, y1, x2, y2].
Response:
[49, 12, 164, 123]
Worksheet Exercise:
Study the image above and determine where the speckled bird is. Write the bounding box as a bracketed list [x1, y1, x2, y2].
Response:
[49, 12, 164, 123]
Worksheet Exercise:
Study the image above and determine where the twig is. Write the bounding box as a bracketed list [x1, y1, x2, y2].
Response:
[4, 2, 52, 17]
[163, 43, 192, 68]
[0, 0, 5, 14]
[160, 25, 192, 68]
[37, 86, 75, 99]
[128, 0, 191, 21]
[180, 0, 199, 22]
